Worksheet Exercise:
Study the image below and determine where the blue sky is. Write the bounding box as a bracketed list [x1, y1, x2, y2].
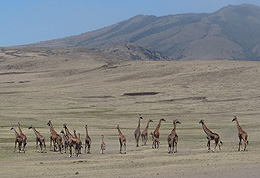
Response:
[1, 0, 260, 47]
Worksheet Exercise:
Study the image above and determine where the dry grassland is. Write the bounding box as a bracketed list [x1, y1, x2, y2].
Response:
[0, 47, 260, 177]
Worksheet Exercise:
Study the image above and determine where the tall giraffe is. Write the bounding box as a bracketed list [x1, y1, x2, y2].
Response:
[17, 122, 27, 152]
[199, 120, 222, 152]
[141, 119, 153, 146]
[47, 120, 62, 153]
[153, 118, 166, 148]
[63, 124, 81, 157]
[167, 119, 181, 153]
[85, 125, 92, 154]
[28, 125, 46, 152]
[232, 116, 248, 151]
[134, 114, 143, 147]
[117, 125, 126, 154]
[10, 126, 23, 153]
[150, 131, 159, 149]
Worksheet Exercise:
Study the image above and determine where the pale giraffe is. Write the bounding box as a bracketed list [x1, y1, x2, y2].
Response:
[85, 125, 91, 154]
[167, 119, 181, 153]
[47, 120, 62, 153]
[17, 122, 27, 152]
[153, 118, 166, 148]
[232, 116, 248, 151]
[199, 120, 222, 152]
[141, 119, 153, 146]
[60, 129, 69, 153]
[117, 125, 126, 154]
[100, 135, 106, 154]
[134, 114, 143, 147]
[28, 125, 46, 152]
[10, 126, 23, 153]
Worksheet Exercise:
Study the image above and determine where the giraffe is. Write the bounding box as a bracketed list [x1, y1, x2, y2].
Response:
[232, 116, 248, 151]
[153, 118, 166, 148]
[134, 114, 143, 147]
[60, 129, 69, 153]
[63, 124, 82, 157]
[199, 120, 222, 152]
[85, 125, 92, 154]
[10, 126, 23, 153]
[167, 120, 181, 153]
[17, 122, 27, 152]
[150, 132, 159, 149]
[141, 119, 153, 146]
[73, 129, 82, 154]
[117, 125, 126, 154]
[100, 135, 106, 154]
[47, 120, 62, 153]
[28, 125, 46, 152]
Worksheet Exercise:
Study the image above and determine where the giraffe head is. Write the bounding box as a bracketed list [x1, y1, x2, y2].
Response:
[60, 129, 65, 134]
[28, 125, 33, 129]
[10, 126, 14, 130]
[17, 122, 20, 126]
[161, 118, 166, 122]
[199, 120, 204, 124]
[47, 120, 52, 126]
[116, 125, 120, 129]
[63, 123, 67, 128]
[232, 116, 237, 122]
[174, 120, 181, 124]
[139, 114, 143, 120]
[85, 125, 88, 129]
[149, 119, 153, 123]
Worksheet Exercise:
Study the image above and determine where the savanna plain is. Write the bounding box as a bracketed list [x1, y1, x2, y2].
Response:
[1, 47, 260, 178]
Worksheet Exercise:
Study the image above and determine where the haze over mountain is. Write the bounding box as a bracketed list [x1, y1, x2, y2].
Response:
[27, 4, 260, 61]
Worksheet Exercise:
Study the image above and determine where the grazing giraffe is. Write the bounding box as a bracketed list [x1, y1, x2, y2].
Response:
[100, 135, 106, 154]
[153, 118, 166, 148]
[63, 124, 82, 157]
[199, 120, 222, 152]
[28, 125, 46, 152]
[232, 116, 248, 151]
[141, 119, 153, 146]
[134, 114, 143, 147]
[116, 125, 126, 154]
[17, 122, 27, 152]
[85, 125, 92, 154]
[167, 120, 181, 153]
[10, 126, 23, 153]
[60, 129, 69, 153]
[150, 132, 159, 149]
[47, 120, 62, 153]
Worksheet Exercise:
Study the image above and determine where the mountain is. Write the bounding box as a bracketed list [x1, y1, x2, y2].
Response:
[27, 4, 260, 61]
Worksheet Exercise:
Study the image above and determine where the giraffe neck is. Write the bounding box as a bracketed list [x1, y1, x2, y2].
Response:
[145, 120, 150, 131]
[61, 132, 68, 141]
[117, 128, 123, 136]
[235, 119, 242, 131]
[74, 130, 78, 138]
[137, 118, 141, 129]
[156, 120, 161, 131]
[12, 128, 20, 137]
[18, 123, 24, 135]
[85, 127, 89, 137]
[202, 123, 213, 136]
[64, 126, 72, 139]
[172, 122, 177, 132]
[31, 126, 40, 137]
[49, 123, 56, 134]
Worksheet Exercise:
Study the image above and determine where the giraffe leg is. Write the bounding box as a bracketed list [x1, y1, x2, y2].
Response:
[119, 142, 122, 154]
[244, 139, 247, 151]
[175, 142, 177, 153]
[124, 143, 126, 154]
[50, 137, 52, 151]
[238, 138, 242, 151]
[14, 140, 17, 152]
[36, 139, 38, 152]
[207, 139, 211, 152]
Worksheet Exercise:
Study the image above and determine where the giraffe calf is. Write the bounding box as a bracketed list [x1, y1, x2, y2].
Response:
[150, 132, 159, 149]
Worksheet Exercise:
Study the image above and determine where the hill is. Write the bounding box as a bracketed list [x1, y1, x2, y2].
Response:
[26, 4, 260, 60]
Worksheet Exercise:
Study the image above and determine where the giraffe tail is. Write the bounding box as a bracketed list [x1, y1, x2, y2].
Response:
[247, 140, 249, 145]
[219, 141, 223, 146]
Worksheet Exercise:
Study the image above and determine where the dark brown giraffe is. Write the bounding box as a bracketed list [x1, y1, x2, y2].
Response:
[134, 114, 143, 147]
[17, 122, 27, 152]
[153, 118, 166, 148]
[100, 135, 106, 154]
[117, 125, 126, 154]
[141, 119, 153, 146]
[10, 126, 23, 153]
[167, 120, 181, 153]
[199, 120, 222, 152]
[28, 125, 46, 152]
[60, 129, 69, 153]
[63, 124, 82, 157]
[85, 125, 91, 154]
[150, 131, 159, 149]
[47, 120, 62, 153]
[232, 116, 248, 151]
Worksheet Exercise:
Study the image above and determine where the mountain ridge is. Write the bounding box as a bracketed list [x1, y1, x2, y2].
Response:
[26, 4, 260, 60]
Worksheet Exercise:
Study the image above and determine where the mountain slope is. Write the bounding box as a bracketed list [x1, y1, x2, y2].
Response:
[27, 4, 260, 60]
